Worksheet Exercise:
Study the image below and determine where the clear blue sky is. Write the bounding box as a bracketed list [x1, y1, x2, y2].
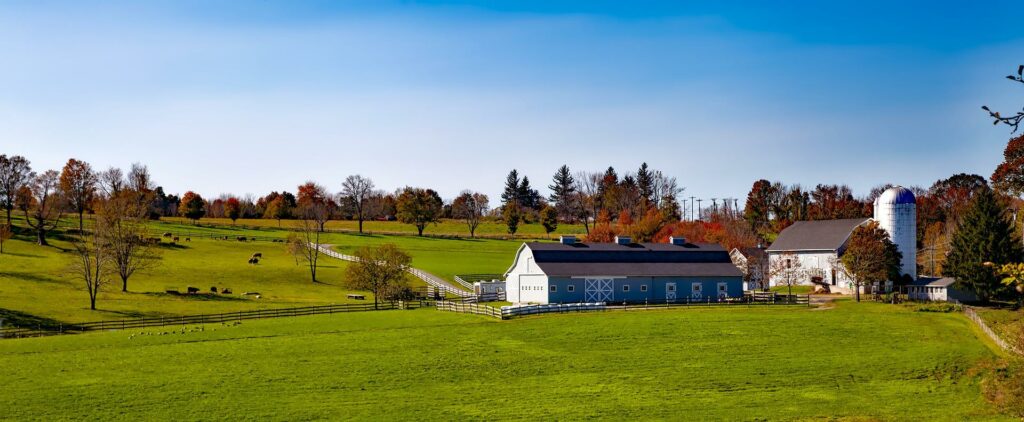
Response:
[1, 1, 1021, 205]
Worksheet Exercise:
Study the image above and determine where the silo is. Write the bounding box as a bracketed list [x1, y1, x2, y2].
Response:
[873, 186, 917, 280]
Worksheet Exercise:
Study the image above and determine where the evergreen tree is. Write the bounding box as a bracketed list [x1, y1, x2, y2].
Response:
[944, 186, 1024, 301]
[503, 202, 520, 235]
[501, 169, 520, 207]
[517, 176, 541, 210]
[744, 179, 773, 232]
[548, 165, 576, 220]
[636, 162, 653, 204]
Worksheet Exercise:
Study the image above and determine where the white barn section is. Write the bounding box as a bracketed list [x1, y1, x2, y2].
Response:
[766, 218, 870, 294]
[873, 186, 917, 279]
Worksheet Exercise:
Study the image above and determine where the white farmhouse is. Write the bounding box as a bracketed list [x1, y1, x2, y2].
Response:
[766, 186, 918, 295]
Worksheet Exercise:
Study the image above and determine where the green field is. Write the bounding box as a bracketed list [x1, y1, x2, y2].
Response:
[0, 219, 522, 325]
[0, 301, 1012, 420]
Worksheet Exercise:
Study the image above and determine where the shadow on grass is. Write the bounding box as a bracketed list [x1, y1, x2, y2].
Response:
[142, 292, 251, 302]
[0, 271, 64, 284]
[0, 308, 68, 330]
[156, 243, 190, 250]
[0, 251, 46, 258]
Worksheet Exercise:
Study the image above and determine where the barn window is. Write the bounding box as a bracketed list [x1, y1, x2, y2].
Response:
[550, 285, 557, 292]
[623, 285, 630, 292]
[640, 285, 648, 292]
[667, 284, 676, 292]
[567, 285, 575, 292]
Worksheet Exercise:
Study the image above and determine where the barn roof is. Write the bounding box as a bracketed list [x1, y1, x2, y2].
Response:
[910, 277, 956, 287]
[766, 218, 870, 252]
[522, 241, 742, 278]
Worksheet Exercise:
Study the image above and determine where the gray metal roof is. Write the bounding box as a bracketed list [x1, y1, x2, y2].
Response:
[523, 241, 741, 278]
[766, 218, 870, 252]
[910, 277, 956, 287]
[536, 262, 743, 277]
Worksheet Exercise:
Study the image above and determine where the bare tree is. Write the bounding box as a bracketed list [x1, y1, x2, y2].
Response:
[294, 205, 326, 283]
[452, 190, 489, 238]
[983, 65, 1024, 133]
[768, 253, 805, 299]
[340, 175, 375, 234]
[24, 170, 64, 246]
[572, 171, 600, 235]
[69, 228, 109, 310]
[99, 192, 160, 292]
[0, 155, 34, 227]
[345, 244, 411, 310]
[99, 167, 125, 197]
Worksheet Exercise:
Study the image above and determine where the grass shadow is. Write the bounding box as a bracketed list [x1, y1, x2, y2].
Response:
[0, 308, 68, 330]
[0, 271, 65, 284]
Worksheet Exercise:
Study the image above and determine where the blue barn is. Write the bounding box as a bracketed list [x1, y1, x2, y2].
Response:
[504, 236, 744, 304]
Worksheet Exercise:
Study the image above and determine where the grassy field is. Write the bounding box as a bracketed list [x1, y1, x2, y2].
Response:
[0, 301, 1011, 420]
[974, 307, 1023, 348]
[0, 219, 523, 325]
[161, 216, 588, 238]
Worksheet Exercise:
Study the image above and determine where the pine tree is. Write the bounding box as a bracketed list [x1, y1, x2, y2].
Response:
[501, 169, 520, 208]
[548, 165, 576, 220]
[636, 162, 653, 204]
[944, 186, 1024, 301]
[518, 176, 540, 210]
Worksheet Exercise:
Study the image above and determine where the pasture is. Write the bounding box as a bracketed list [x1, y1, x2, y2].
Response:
[0, 301, 1010, 420]
[0, 218, 521, 325]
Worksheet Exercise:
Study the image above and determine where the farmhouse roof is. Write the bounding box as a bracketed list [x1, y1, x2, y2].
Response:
[523, 242, 742, 278]
[766, 218, 870, 252]
[910, 277, 956, 287]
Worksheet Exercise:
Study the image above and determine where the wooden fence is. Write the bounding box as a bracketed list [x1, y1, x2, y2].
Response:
[0, 302, 422, 339]
[963, 306, 1022, 355]
[434, 301, 503, 319]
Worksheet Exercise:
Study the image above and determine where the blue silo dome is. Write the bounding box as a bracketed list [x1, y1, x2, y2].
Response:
[876, 186, 916, 205]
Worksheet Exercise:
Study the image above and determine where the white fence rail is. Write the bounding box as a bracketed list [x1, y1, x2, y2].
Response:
[316, 244, 473, 297]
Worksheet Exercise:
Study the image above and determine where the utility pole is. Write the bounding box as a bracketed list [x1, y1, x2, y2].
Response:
[711, 198, 718, 216]
[689, 196, 695, 221]
[696, 199, 703, 221]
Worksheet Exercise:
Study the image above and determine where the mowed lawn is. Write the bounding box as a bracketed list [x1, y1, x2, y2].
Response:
[0, 302, 1010, 420]
[0, 221, 522, 324]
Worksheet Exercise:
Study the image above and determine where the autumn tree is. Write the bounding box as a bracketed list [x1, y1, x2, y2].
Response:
[127, 163, 156, 217]
[982, 64, 1023, 133]
[340, 175, 374, 234]
[944, 187, 1024, 302]
[395, 187, 443, 236]
[837, 221, 902, 302]
[998, 263, 1024, 307]
[345, 244, 412, 310]
[24, 170, 63, 246]
[263, 195, 292, 226]
[572, 171, 599, 235]
[224, 197, 242, 225]
[57, 158, 97, 233]
[0, 155, 33, 227]
[586, 210, 616, 243]
[540, 205, 558, 237]
[179, 191, 206, 224]
[297, 182, 333, 232]
[992, 134, 1024, 198]
[744, 179, 773, 233]
[452, 191, 489, 238]
[548, 165, 576, 222]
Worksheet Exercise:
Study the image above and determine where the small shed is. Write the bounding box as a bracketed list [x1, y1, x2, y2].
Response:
[906, 277, 978, 302]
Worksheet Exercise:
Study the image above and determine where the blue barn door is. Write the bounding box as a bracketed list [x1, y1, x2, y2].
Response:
[584, 278, 613, 302]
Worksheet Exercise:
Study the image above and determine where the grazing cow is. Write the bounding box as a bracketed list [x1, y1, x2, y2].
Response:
[222, 288, 233, 294]
[237, 236, 247, 242]
[251, 252, 262, 259]
[210, 286, 218, 293]
[248, 257, 259, 265]
[185, 237, 191, 242]
[163, 232, 172, 238]
[186, 286, 200, 294]
[172, 237, 179, 243]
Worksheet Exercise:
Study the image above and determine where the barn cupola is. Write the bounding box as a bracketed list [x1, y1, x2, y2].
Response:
[669, 236, 686, 245]
[559, 235, 576, 245]
[615, 236, 632, 245]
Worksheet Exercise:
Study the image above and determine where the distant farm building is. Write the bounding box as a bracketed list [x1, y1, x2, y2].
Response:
[504, 236, 744, 304]
[729, 246, 768, 291]
[906, 277, 978, 302]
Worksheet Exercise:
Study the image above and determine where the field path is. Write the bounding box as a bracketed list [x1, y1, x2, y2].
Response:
[316, 244, 473, 297]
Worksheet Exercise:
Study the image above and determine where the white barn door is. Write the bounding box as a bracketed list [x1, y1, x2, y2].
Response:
[666, 282, 677, 302]
[584, 278, 614, 302]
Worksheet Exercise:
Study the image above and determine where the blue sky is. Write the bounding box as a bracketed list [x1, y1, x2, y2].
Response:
[1, 1, 1022, 206]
